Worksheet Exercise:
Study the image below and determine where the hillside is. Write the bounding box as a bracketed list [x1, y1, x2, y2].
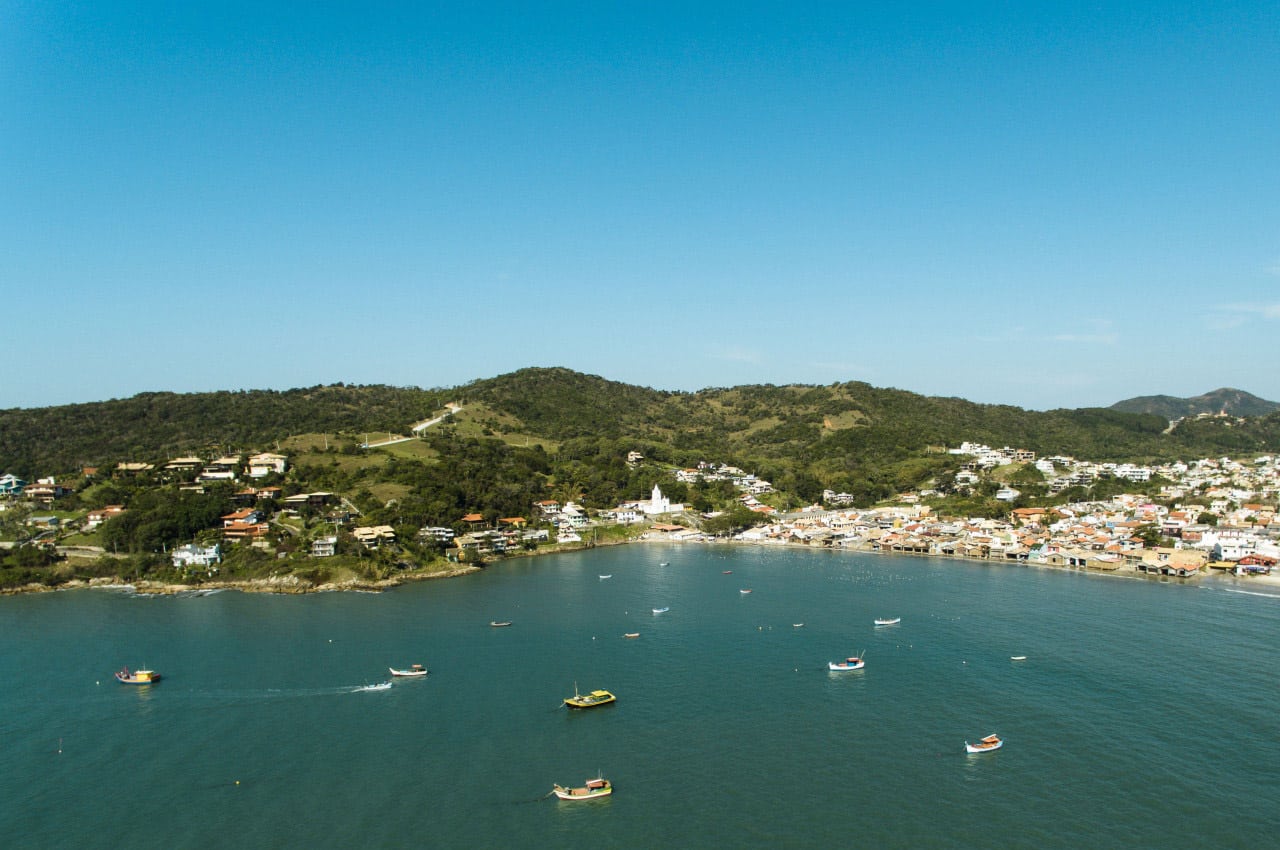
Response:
[1110, 388, 1280, 420]
[5, 370, 1280, 502]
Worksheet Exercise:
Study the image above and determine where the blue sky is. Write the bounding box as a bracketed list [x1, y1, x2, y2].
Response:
[4, 2, 1278, 411]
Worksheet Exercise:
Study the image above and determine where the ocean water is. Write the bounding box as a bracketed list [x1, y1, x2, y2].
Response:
[2, 546, 1278, 849]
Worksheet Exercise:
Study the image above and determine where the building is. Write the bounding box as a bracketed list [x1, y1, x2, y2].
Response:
[173, 543, 221, 569]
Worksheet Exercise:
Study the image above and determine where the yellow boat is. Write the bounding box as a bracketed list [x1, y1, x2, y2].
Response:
[115, 666, 161, 685]
[564, 684, 616, 709]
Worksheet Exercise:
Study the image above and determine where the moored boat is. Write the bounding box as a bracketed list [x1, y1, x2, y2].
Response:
[828, 656, 865, 671]
[552, 776, 612, 801]
[874, 617, 901, 626]
[1010, 656, 1028, 661]
[490, 620, 513, 627]
[739, 589, 753, 594]
[652, 607, 669, 614]
[389, 664, 428, 677]
[965, 734, 1003, 753]
[623, 632, 640, 638]
[114, 666, 161, 685]
[564, 684, 616, 709]
[599, 574, 612, 579]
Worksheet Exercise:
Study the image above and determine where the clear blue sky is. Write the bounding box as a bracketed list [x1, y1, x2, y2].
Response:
[4, 2, 1278, 411]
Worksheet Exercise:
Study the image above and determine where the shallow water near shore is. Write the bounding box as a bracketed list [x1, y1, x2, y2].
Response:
[3, 545, 1278, 849]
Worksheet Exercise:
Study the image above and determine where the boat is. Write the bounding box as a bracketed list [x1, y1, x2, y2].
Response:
[355, 681, 393, 692]
[490, 621, 513, 627]
[552, 776, 612, 801]
[389, 664, 428, 677]
[793, 623, 804, 628]
[874, 617, 901, 626]
[828, 656, 865, 671]
[739, 589, 753, 594]
[722, 570, 733, 574]
[114, 666, 161, 685]
[599, 574, 612, 579]
[652, 607, 670, 614]
[623, 632, 640, 639]
[1010, 656, 1027, 661]
[659, 562, 669, 567]
[564, 684, 616, 709]
[965, 734, 1003, 754]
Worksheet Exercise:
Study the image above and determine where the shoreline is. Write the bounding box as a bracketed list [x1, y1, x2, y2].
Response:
[5, 533, 1280, 596]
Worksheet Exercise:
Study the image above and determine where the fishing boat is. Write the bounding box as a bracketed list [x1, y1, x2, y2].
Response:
[828, 655, 865, 671]
[652, 607, 669, 614]
[389, 664, 428, 677]
[564, 684, 616, 709]
[490, 620, 513, 627]
[552, 776, 612, 801]
[114, 666, 161, 685]
[1010, 656, 1028, 661]
[623, 632, 640, 639]
[965, 734, 1003, 754]
[739, 588, 753, 595]
[874, 617, 901, 626]
[355, 681, 393, 692]
[793, 623, 804, 628]
[599, 574, 612, 579]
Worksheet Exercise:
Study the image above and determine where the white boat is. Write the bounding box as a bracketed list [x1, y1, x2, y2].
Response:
[965, 734, 1003, 754]
[355, 681, 392, 692]
[389, 664, 428, 677]
[874, 617, 901, 626]
[793, 623, 804, 628]
[659, 562, 669, 567]
[552, 776, 612, 800]
[1010, 656, 1027, 661]
[828, 655, 865, 671]
[599, 575, 612, 579]
[652, 607, 670, 614]
[739, 589, 753, 595]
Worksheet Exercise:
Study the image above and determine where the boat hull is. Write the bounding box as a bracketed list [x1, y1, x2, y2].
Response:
[965, 736, 1003, 754]
[389, 667, 428, 677]
[553, 782, 611, 801]
[114, 670, 160, 685]
[564, 690, 616, 709]
[828, 661, 865, 671]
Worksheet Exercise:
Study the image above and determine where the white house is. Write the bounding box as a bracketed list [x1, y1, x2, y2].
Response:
[173, 543, 221, 569]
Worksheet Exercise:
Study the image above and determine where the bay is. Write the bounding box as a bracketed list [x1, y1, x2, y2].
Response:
[2, 545, 1278, 849]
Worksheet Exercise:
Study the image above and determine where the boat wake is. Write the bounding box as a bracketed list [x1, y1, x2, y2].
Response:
[1219, 587, 1280, 600]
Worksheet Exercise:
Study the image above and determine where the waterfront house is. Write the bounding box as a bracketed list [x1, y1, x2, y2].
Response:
[311, 536, 337, 558]
[173, 543, 221, 569]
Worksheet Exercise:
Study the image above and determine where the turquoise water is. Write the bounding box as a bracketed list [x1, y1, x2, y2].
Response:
[3, 546, 1278, 849]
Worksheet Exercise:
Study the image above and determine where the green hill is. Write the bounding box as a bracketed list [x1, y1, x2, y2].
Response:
[1110, 388, 1280, 420]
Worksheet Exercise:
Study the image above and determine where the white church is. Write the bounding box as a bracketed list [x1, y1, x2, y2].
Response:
[641, 483, 683, 516]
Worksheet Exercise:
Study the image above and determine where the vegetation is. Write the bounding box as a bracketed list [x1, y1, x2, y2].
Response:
[5, 368, 1280, 591]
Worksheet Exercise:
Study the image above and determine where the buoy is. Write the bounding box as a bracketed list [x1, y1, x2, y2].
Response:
[235, 780, 240, 785]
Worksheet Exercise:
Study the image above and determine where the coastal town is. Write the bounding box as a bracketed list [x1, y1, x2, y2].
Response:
[3, 437, 1279, 590]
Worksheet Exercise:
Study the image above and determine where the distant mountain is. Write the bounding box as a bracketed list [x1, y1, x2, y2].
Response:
[1110, 388, 1280, 420]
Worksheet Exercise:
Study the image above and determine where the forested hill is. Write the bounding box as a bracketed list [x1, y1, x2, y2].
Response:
[0, 384, 446, 476]
[1110, 388, 1280, 419]
[6, 369, 1280, 485]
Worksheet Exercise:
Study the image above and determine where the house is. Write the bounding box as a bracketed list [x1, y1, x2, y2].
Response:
[352, 525, 396, 549]
[113, 462, 154, 476]
[247, 453, 288, 478]
[222, 508, 264, 527]
[85, 505, 125, 529]
[311, 536, 337, 558]
[164, 457, 203, 472]
[0, 474, 28, 497]
[173, 543, 221, 569]
[418, 526, 455, 543]
[23, 482, 72, 504]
